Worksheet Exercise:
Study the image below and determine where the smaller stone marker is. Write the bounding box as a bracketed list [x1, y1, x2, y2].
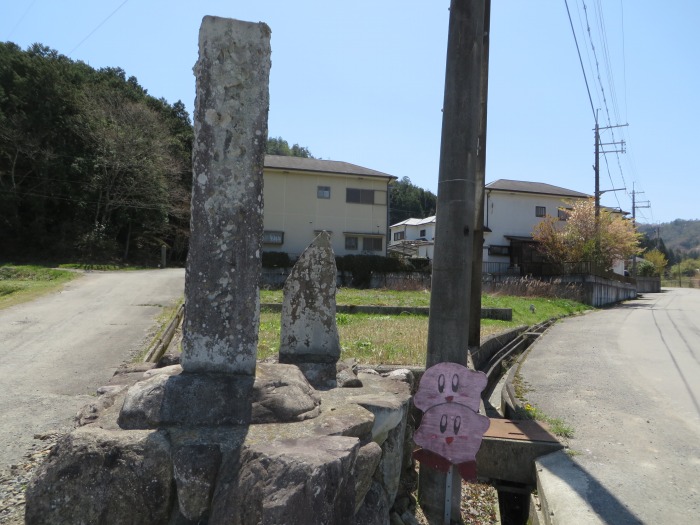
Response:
[279, 231, 341, 388]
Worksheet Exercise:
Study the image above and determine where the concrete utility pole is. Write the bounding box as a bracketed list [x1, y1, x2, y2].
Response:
[421, 1, 488, 522]
[593, 117, 626, 262]
[468, 0, 491, 350]
[593, 119, 627, 219]
[631, 182, 650, 277]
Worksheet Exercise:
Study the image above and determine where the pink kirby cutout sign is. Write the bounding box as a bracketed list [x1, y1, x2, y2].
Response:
[413, 362, 490, 481]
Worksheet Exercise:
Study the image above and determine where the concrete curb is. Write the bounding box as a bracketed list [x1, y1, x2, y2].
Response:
[261, 303, 512, 320]
[507, 332, 606, 525]
[533, 451, 605, 525]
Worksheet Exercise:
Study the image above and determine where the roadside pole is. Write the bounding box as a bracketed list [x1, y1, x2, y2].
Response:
[469, 0, 491, 349]
[419, 1, 488, 522]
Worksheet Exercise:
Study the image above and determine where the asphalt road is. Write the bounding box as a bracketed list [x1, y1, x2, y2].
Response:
[520, 287, 700, 523]
[0, 269, 185, 472]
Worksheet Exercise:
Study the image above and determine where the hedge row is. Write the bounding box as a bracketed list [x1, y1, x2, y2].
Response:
[262, 251, 430, 288]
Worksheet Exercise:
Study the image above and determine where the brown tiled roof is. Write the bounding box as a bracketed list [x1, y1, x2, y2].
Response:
[265, 155, 396, 180]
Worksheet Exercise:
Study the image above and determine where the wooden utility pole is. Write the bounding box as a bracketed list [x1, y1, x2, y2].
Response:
[420, 1, 488, 522]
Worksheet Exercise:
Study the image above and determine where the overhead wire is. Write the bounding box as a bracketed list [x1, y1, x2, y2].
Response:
[578, 0, 625, 211]
[567, 0, 658, 222]
[563, 0, 597, 122]
[69, 0, 130, 56]
[8, 0, 38, 39]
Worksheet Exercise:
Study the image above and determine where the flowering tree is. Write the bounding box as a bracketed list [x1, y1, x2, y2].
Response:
[642, 249, 668, 276]
[532, 198, 640, 270]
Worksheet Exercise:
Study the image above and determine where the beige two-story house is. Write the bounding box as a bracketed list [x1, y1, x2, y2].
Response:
[262, 155, 397, 258]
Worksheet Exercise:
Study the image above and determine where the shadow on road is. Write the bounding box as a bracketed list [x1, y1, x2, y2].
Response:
[541, 451, 644, 525]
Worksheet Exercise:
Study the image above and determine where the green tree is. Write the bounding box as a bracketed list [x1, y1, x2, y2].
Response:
[389, 177, 437, 225]
[77, 87, 180, 259]
[0, 42, 193, 263]
[266, 136, 314, 158]
[642, 249, 668, 277]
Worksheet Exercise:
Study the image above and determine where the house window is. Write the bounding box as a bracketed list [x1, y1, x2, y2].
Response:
[419, 229, 426, 237]
[363, 237, 383, 252]
[345, 236, 358, 250]
[536, 206, 546, 217]
[488, 245, 510, 256]
[393, 231, 405, 241]
[346, 188, 375, 204]
[263, 231, 284, 245]
[317, 186, 331, 199]
[558, 209, 570, 221]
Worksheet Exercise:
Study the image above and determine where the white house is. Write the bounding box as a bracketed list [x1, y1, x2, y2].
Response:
[388, 216, 436, 258]
[482, 179, 590, 271]
[484, 179, 629, 275]
[390, 179, 629, 275]
[262, 155, 396, 258]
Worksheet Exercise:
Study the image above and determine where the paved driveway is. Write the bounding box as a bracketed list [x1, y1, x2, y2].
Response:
[0, 269, 185, 471]
[520, 288, 700, 523]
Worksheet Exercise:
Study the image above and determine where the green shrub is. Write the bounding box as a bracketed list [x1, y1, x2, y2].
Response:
[335, 255, 409, 288]
[262, 251, 292, 268]
[636, 259, 656, 277]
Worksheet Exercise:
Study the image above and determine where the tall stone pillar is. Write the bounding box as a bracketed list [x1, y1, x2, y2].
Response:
[182, 16, 271, 376]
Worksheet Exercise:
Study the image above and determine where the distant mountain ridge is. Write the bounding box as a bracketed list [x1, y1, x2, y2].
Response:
[638, 219, 700, 257]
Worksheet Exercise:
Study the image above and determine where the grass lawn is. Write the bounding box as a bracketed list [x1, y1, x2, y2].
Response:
[58, 263, 152, 271]
[0, 264, 79, 309]
[258, 290, 590, 366]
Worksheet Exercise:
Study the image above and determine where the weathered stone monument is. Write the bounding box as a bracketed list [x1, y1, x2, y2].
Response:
[182, 16, 269, 377]
[118, 15, 272, 429]
[24, 16, 417, 525]
[279, 231, 342, 388]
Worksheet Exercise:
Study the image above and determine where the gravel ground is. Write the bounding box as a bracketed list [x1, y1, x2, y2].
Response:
[0, 432, 59, 525]
[413, 479, 500, 525]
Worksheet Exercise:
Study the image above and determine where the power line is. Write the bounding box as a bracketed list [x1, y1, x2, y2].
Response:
[577, 0, 638, 215]
[69, 0, 130, 56]
[564, 0, 596, 121]
[620, 0, 628, 123]
[8, 0, 38, 39]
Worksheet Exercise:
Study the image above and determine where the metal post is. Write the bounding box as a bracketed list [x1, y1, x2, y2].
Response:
[444, 465, 454, 525]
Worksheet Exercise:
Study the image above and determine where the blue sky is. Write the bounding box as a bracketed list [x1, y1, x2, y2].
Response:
[3, 1, 698, 224]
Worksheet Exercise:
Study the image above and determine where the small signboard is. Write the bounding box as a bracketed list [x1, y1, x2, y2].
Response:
[413, 362, 490, 481]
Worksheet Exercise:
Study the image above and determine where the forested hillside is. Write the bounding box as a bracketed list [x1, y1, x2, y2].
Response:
[0, 42, 193, 263]
[638, 219, 700, 261]
[0, 43, 439, 264]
